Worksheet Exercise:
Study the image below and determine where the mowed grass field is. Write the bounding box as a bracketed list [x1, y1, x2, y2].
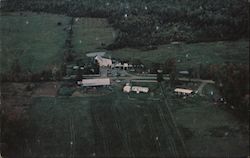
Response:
[109, 40, 249, 69]
[72, 18, 115, 56]
[0, 12, 70, 73]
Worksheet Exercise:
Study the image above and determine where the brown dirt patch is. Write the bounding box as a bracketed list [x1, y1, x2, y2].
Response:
[72, 90, 83, 97]
[32, 82, 60, 97]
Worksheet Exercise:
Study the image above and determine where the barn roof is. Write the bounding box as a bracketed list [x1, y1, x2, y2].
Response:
[95, 55, 112, 66]
[174, 88, 193, 94]
[78, 78, 111, 87]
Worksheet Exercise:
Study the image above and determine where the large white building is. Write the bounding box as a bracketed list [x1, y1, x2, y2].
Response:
[174, 88, 193, 95]
[95, 55, 112, 67]
[77, 78, 111, 87]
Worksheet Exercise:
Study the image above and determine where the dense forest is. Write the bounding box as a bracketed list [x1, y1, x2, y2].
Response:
[2, 0, 249, 48]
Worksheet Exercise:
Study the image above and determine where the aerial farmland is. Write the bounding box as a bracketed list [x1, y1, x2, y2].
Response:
[0, 0, 249, 158]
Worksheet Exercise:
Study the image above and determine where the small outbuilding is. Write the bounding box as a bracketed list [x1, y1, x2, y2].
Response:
[123, 83, 149, 94]
[123, 85, 132, 93]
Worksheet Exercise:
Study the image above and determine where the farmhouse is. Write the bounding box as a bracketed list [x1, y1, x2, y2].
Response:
[113, 62, 133, 70]
[95, 55, 112, 67]
[132, 86, 149, 93]
[77, 78, 111, 87]
[174, 88, 193, 96]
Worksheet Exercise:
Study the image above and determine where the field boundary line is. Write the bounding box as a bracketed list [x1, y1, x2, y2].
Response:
[160, 84, 190, 157]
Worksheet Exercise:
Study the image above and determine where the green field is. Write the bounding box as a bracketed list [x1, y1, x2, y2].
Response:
[26, 86, 188, 157]
[21, 84, 248, 158]
[109, 40, 249, 69]
[72, 18, 115, 56]
[1, 13, 248, 73]
[71, 17, 249, 70]
[0, 12, 70, 73]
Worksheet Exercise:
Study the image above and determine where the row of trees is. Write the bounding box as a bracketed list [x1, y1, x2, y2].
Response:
[210, 64, 249, 121]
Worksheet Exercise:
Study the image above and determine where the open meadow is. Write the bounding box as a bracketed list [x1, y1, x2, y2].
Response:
[0, 12, 70, 73]
[109, 40, 249, 69]
[71, 17, 249, 71]
[1, 82, 246, 157]
[26, 86, 188, 158]
[72, 18, 115, 56]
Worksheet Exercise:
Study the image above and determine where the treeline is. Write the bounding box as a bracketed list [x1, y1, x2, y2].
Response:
[2, 0, 249, 49]
[0, 59, 65, 82]
[195, 63, 249, 121]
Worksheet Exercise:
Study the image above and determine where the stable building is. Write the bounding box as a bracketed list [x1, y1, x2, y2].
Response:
[77, 78, 111, 87]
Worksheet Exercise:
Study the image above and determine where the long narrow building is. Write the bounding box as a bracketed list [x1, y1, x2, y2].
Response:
[77, 78, 111, 87]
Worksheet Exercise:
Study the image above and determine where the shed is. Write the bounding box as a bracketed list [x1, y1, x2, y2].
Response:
[123, 85, 131, 93]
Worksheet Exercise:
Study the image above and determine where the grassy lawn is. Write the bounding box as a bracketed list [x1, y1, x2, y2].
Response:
[72, 18, 115, 56]
[0, 12, 70, 73]
[109, 40, 249, 69]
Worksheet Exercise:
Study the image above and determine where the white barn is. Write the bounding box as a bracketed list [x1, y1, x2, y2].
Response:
[77, 78, 111, 87]
[95, 55, 112, 67]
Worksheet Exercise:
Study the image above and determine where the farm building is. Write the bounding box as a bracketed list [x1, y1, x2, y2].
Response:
[95, 55, 112, 67]
[77, 78, 111, 87]
[123, 83, 132, 93]
[132, 86, 149, 93]
[123, 83, 149, 93]
[174, 88, 193, 96]
[113, 62, 133, 70]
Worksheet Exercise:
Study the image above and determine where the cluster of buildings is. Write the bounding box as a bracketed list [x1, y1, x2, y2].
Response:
[76, 54, 150, 94]
[94, 55, 133, 70]
[75, 52, 195, 96]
